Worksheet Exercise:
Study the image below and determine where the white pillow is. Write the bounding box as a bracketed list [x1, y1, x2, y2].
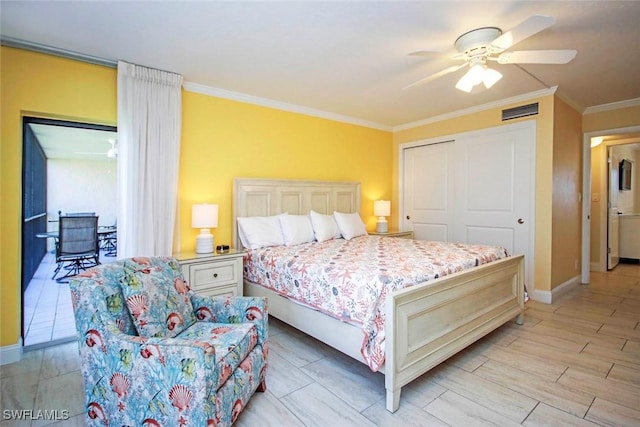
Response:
[309, 210, 341, 242]
[237, 214, 286, 249]
[333, 211, 367, 240]
[279, 214, 315, 246]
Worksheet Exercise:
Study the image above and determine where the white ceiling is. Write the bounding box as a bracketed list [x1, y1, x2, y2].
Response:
[29, 124, 117, 160]
[2, 1, 640, 130]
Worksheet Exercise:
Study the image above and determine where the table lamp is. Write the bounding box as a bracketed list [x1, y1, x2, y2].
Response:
[373, 200, 390, 233]
[192, 203, 218, 254]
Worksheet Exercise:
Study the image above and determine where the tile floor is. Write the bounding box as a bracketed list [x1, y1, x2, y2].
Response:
[2, 263, 639, 426]
[23, 251, 116, 349]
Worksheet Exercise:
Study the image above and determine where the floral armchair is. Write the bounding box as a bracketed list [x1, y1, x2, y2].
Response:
[69, 256, 268, 426]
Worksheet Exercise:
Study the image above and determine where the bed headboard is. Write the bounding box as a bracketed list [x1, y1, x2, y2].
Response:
[233, 178, 361, 250]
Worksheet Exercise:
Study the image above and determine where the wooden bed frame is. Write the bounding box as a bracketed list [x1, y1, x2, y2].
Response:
[233, 178, 525, 412]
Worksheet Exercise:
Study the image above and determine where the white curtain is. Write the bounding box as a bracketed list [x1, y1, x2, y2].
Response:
[117, 61, 183, 257]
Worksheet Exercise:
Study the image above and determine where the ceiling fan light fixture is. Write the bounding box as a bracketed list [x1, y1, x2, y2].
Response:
[455, 72, 475, 93]
[456, 64, 502, 93]
[107, 138, 118, 158]
[482, 67, 503, 88]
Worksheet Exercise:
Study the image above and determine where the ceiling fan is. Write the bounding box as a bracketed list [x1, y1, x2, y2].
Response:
[404, 15, 577, 93]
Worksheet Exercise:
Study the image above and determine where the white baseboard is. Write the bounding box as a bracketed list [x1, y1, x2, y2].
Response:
[531, 289, 551, 304]
[0, 338, 23, 366]
[531, 275, 581, 304]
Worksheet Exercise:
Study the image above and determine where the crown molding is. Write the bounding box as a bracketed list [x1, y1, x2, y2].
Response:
[393, 86, 558, 132]
[182, 82, 392, 132]
[1, 36, 117, 68]
[583, 98, 640, 115]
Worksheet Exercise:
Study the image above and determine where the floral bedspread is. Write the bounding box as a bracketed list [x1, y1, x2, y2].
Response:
[243, 235, 509, 371]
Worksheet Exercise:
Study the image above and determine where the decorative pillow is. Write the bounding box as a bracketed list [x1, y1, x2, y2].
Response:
[309, 210, 342, 242]
[279, 214, 315, 246]
[121, 258, 196, 338]
[333, 211, 368, 240]
[237, 213, 286, 249]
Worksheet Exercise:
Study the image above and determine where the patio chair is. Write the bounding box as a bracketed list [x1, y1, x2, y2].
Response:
[53, 215, 100, 282]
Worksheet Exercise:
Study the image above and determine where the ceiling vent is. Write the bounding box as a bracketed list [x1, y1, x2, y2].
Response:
[502, 102, 539, 121]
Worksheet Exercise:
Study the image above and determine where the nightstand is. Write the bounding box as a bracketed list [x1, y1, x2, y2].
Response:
[369, 230, 414, 239]
[174, 250, 245, 297]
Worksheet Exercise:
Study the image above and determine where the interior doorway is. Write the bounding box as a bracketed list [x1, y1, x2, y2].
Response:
[21, 117, 117, 349]
[581, 126, 640, 283]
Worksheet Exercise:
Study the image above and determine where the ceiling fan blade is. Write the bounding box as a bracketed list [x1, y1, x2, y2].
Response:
[497, 49, 577, 64]
[408, 50, 439, 57]
[490, 15, 555, 51]
[403, 64, 466, 90]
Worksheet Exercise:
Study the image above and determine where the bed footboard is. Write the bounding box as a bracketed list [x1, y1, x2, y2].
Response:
[385, 254, 525, 412]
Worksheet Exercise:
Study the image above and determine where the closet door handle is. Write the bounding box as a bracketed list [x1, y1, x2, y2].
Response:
[517, 218, 525, 224]
[406, 215, 411, 220]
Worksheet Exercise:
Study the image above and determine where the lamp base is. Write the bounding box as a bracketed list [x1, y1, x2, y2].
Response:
[195, 229, 214, 254]
[376, 218, 388, 233]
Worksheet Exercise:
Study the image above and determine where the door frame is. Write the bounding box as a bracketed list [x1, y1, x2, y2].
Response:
[398, 120, 536, 293]
[581, 125, 640, 283]
[20, 116, 117, 345]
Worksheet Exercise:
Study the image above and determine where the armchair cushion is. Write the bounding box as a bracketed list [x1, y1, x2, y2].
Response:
[176, 322, 259, 390]
[122, 257, 196, 338]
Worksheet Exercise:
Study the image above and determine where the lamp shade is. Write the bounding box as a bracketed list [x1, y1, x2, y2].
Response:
[373, 200, 391, 217]
[192, 204, 218, 228]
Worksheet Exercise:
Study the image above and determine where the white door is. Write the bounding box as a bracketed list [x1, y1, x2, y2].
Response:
[453, 125, 532, 258]
[403, 141, 455, 242]
[402, 121, 535, 288]
[607, 147, 620, 270]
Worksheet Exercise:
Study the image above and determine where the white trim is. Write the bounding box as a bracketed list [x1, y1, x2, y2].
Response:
[183, 82, 392, 132]
[581, 132, 592, 284]
[534, 275, 580, 304]
[1, 36, 117, 68]
[531, 289, 552, 304]
[393, 86, 557, 132]
[583, 98, 640, 115]
[0, 338, 23, 366]
[531, 275, 579, 304]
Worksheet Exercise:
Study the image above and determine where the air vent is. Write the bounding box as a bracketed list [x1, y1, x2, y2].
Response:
[502, 103, 539, 121]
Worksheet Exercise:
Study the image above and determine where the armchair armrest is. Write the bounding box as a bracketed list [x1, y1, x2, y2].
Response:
[98, 326, 219, 390]
[190, 295, 268, 344]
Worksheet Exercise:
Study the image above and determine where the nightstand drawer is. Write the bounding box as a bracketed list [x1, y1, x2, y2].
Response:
[190, 260, 239, 288]
[194, 283, 240, 298]
[175, 250, 245, 297]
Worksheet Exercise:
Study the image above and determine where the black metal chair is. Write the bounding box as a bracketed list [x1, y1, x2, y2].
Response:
[99, 225, 117, 257]
[53, 215, 100, 282]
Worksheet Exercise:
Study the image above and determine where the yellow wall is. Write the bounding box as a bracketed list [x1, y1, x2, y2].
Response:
[1, 47, 392, 348]
[393, 96, 556, 292]
[178, 91, 393, 252]
[551, 97, 583, 286]
[1, 47, 117, 348]
[583, 105, 640, 133]
[590, 143, 605, 266]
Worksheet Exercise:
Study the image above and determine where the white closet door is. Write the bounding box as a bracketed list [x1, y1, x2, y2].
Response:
[402, 121, 535, 287]
[453, 124, 533, 258]
[403, 141, 455, 242]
